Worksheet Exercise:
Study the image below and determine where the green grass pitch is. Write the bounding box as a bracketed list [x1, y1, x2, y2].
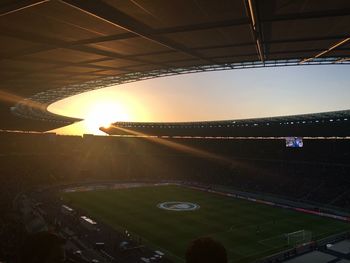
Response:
[61, 185, 350, 263]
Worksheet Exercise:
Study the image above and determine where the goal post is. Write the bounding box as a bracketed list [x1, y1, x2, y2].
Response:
[286, 230, 312, 247]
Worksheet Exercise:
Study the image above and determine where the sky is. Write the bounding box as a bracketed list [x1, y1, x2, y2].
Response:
[48, 65, 350, 135]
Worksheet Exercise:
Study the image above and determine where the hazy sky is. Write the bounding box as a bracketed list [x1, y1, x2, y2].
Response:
[49, 65, 350, 135]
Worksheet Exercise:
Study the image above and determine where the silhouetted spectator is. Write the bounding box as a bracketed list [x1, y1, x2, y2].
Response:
[186, 237, 227, 263]
[20, 231, 65, 263]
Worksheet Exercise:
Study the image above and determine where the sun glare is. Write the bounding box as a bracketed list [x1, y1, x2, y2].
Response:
[47, 87, 142, 135]
[84, 102, 129, 134]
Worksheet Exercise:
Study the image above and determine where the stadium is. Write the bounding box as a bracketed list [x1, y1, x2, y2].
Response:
[0, 1, 350, 263]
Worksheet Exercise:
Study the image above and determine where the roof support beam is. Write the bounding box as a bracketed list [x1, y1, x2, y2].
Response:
[245, 0, 265, 62]
[1, 58, 134, 82]
[336, 57, 350, 63]
[300, 38, 350, 64]
[0, 26, 176, 71]
[0, 26, 147, 63]
[154, 18, 250, 34]
[262, 9, 350, 23]
[194, 34, 350, 52]
[59, 0, 215, 64]
[0, 0, 49, 17]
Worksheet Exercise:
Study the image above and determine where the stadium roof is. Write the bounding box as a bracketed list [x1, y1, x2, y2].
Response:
[1, 0, 350, 131]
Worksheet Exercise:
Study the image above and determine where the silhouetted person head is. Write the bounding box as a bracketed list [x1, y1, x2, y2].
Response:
[186, 237, 227, 263]
[20, 231, 65, 263]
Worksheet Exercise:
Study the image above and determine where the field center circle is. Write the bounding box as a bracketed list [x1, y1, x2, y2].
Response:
[157, 202, 200, 211]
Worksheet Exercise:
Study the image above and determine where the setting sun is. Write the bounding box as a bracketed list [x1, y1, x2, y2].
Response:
[47, 67, 350, 136]
[47, 87, 142, 135]
[84, 102, 129, 134]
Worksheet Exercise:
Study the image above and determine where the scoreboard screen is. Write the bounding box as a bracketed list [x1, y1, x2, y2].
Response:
[285, 137, 303, 148]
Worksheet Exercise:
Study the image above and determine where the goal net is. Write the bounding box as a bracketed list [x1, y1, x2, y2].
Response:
[286, 230, 312, 247]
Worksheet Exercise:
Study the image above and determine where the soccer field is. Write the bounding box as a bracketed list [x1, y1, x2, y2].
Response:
[61, 185, 350, 263]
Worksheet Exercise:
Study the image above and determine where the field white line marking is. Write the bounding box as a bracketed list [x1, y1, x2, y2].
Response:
[228, 216, 293, 234]
[205, 217, 295, 246]
[258, 234, 284, 245]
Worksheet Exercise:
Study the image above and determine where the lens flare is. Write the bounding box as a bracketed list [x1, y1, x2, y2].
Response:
[84, 102, 129, 134]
